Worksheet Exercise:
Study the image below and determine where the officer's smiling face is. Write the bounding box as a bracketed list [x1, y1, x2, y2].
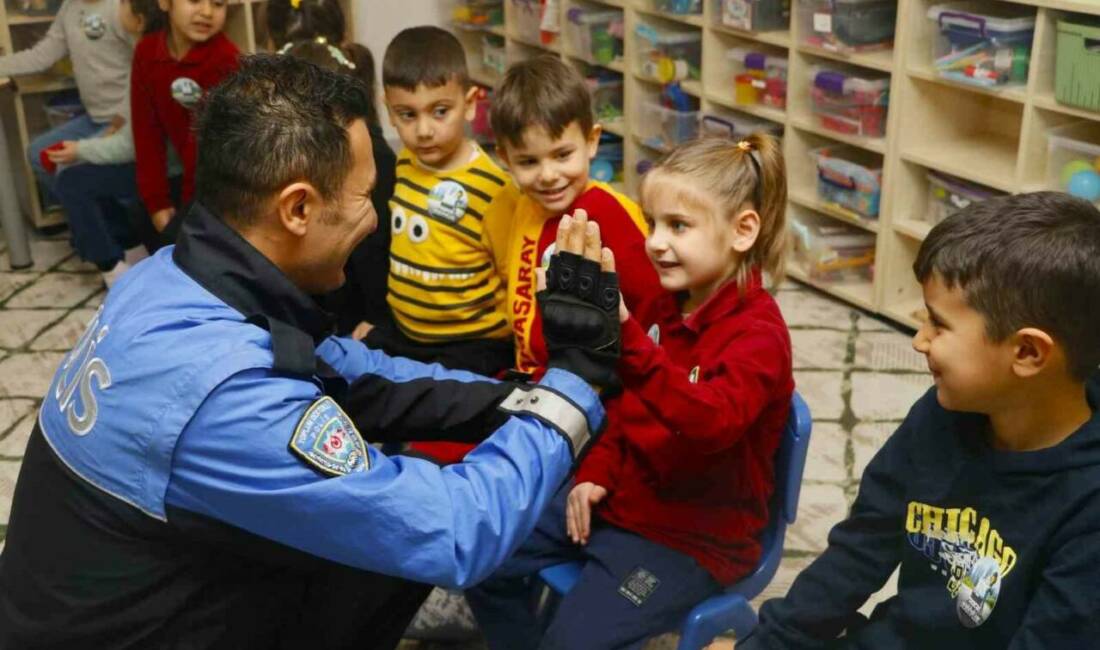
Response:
[301, 119, 378, 294]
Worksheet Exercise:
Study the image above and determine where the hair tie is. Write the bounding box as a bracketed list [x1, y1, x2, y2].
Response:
[314, 36, 327, 45]
[737, 140, 753, 152]
[276, 42, 293, 55]
[289, 0, 301, 9]
[326, 44, 356, 70]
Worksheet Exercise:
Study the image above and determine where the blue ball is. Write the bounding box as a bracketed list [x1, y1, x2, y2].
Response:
[590, 159, 615, 182]
[1067, 170, 1100, 203]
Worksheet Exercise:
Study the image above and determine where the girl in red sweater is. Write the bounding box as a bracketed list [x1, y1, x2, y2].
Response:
[468, 134, 795, 650]
[130, 0, 238, 240]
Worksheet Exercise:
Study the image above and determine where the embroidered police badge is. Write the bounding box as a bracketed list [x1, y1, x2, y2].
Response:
[289, 397, 369, 476]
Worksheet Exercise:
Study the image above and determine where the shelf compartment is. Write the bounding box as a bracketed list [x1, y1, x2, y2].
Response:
[706, 89, 787, 123]
[789, 189, 879, 231]
[906, 63, 1027, 102]
[636, 4, 706, 27]
[795, 42, 894, 73]
[787, 264, 876, 311]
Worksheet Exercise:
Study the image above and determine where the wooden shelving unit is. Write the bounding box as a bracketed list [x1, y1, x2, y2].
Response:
[450, 0, 1100, 331]
[0, 0, 353, 230]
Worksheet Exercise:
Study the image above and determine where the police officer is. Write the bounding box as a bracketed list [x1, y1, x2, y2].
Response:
[0, 56, 623, 649]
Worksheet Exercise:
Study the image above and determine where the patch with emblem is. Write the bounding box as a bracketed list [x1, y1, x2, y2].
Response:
[618, 566, 660, 607]
[647, 323, 660, 345]
[427, 180, 468, 222]
[289, 397, 370, 476]
[82, 13, 106, 39]
[688, 366, 700, 383]
[170, 77, 203, 108]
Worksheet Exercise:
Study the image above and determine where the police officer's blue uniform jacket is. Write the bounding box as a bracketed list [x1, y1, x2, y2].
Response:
[0, 203, 604, 648]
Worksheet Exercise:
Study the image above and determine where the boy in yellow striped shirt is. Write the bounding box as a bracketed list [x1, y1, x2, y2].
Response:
[366, 26, 516, 381]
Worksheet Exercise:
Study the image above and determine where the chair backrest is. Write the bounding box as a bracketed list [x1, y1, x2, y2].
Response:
[727, 391, 813, 598]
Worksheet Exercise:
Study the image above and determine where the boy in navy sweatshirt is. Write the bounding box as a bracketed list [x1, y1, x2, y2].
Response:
[742, 191, 1100, 649]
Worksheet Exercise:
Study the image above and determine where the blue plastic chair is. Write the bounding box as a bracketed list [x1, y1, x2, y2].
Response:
[537, 391, 813, 649]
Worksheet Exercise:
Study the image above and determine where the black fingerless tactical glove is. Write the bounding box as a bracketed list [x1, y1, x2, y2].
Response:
[537, 251, 622, 392]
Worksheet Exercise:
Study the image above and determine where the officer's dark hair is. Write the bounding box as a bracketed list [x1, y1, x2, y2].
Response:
[281, 40, 380, 128]
[265, 0, 346, 49]
[382, 26, 470, 92]
[913, 191, 1100, 380]
[195, 54, 372, 227]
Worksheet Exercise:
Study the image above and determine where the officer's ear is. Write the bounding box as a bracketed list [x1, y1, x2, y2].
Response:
[275, 182, 325, 237]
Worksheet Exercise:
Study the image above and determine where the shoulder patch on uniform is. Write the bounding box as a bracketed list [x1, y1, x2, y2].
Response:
[289, 397, 370, 477]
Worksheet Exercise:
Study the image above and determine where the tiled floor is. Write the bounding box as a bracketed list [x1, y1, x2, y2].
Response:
[0, 230, 933, 647]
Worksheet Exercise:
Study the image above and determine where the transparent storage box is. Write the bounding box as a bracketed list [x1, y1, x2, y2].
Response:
[790, 217, 876, 282]
[927, 2, 1035, 88]
[799, 0, 896, 53]
[1046, 121, 1100, 206]
[565, 7, 623, 66]
[811, 145, 883, 219]
[728, 48, 788, 109]
[649, 0, 703, 15]
[810, 65, 889, 138]
[592, 132, 624, 183]
[720, 0, 790, 32]
[481, 34, 507, 76]
[511, 0, 544, 43]
[924, 171, 1004, 225]
[587, 74, 624, 122]
[700, 110, 783, 139]
[635, 23, 702, 83]
[639, 100, 700, 151]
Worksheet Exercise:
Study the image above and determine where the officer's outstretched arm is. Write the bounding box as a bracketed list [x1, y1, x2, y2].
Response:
[164, 367, 601, 589]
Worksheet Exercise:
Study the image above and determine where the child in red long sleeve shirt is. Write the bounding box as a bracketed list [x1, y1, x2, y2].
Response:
[468, 134, 795, 650]
[131, 0, 238, 237]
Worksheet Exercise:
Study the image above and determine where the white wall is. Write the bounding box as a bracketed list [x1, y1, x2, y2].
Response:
[353, 0, 451, 145]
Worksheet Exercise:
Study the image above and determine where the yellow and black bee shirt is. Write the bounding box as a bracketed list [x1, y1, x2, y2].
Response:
[387, 147, 515, 343]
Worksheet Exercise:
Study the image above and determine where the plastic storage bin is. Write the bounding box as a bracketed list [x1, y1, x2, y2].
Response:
[481, 34, 507, 76]
[728, 48, 788, 109]
[650, 0, 702, 15]
[720, 0, 789, 32]
[639, 100, 700, 151]
[1047, 121, 1100, 206]
[700, 111, 783, 139]
[565, 7, 623, 66]
[635, 23, 702, 83]
[592, 133, 624, 183]
[810, 66, 889, 138]
[924, 171, 1004, 225]
[588, 74, 624, 122]
[811, 145, 883, 219]
[452, 1, 503, 29]
[1055, 17, 1100, 113]
[511, 0, 547, 44]
[799, 0, 896, 53]
[927, 2, 1035, 88]
[790, 217, 876, 282]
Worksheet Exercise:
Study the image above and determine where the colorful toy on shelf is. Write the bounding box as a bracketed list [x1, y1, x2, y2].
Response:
[1047, 121, 1100, 207]
[470, 86, 495, 146]
[587, 73, 624, 122]
[810, 66, 889, 138]
[452, 1, 504, 30]
[925, 171, 1005, 226]
[481, 34, 507, 76]
[511, 0, 557, 45]
[928, 2, 1035, 88]
[727, 48, 787, 109]
[811, 145, 882, 219]
[591, 133, 623, 183]
[721, 0, 790, 32]
[635, 23, 701, 83]
[800, 0, 896, 54]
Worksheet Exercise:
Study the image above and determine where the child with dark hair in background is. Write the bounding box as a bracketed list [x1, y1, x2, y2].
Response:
[130, 0, 239, 242]
[268, 0, 396, 336]
[468, 133, 794, 649]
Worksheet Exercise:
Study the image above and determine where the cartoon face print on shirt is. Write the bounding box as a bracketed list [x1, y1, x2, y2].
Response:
[171, 77, 203, 108]
[82, 13, 107, 40]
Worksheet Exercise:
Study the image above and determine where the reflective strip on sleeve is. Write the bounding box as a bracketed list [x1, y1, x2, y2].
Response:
[498, 386, 591, 459]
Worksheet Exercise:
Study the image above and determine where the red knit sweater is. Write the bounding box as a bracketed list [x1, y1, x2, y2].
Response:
[575, 274, 794, 585]
[131, 31, 239, 214]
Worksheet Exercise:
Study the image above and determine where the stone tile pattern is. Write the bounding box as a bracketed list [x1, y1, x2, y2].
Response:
[0, 234, 930, 649]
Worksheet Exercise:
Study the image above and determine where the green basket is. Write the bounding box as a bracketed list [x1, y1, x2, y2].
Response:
[1055, 18, 1100, 113]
